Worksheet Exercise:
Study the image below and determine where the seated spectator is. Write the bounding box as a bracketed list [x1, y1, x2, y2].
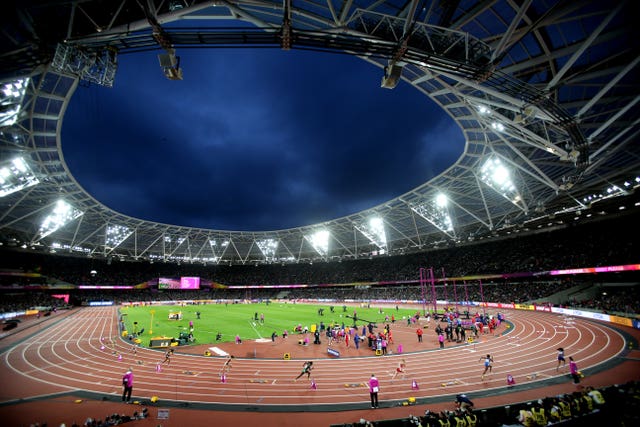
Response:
[586, 385, 606, 406]
[517, 404, 535, 427]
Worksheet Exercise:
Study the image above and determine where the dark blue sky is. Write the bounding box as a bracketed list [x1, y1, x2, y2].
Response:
[62, 48, 463, 231]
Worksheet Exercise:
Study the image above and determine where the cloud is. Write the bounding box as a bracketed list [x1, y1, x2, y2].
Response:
[62, 49, 462, 230]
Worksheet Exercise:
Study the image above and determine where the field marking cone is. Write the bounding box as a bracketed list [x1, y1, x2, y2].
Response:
[221, 373, 227, 383]
[411, 379, 419, 390]
[507, 374, 516, 386]
[117, 353, 122, 361]
[156, 363, 162, 373]
[310, 379, 317, 390]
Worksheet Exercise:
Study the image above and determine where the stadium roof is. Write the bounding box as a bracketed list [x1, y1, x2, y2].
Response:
[1, 0, 639, 265]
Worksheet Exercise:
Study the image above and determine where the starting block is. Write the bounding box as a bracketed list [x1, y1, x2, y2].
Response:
[344, 383, 365, 388]
[375, 349, 383, 356]
[250, 379, 269, 383]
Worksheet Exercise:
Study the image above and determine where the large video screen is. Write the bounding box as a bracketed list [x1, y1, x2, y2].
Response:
[51, 294, 70, 303]
[158, 277, 200, 290]
[180, 276, 200, 289]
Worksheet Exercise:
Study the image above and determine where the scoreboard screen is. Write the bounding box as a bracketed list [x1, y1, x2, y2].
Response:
[158, 277, 200, 289]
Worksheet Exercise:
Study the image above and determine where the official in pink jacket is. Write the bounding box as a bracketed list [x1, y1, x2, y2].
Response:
[122, 368, 134, 403]
[368, 373, 379, 408]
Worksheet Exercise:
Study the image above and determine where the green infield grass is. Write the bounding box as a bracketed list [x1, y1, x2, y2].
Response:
[119, 302, 421, 347]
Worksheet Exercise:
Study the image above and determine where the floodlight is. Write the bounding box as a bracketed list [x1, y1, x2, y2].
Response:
[13, 157, 27, 172]
[38, 199, 83, 239]
[492, 163, 509, 186]
[435, 193, 448, 207]
[256, 238, 279, 260]
[355, 217, 387, 250]
[0, 156, 39, 198]
[50, 242, 90, 253]
[0, 78, 28, 126]
[105, 224, 132, 248]
[369, 217, 383, 228]
[479, 156, 524, 208]
[305, 230, 329, 256]
[411, 193, 455, 237]
[478, 105, 490, 115]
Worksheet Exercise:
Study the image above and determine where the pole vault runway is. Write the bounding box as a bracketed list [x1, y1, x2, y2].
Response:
[0, 306, 631, 411]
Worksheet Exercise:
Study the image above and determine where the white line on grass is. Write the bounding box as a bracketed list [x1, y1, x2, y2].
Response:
[248, 320, 263, 339]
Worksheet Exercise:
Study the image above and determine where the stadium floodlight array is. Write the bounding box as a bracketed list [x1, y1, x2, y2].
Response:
[475, 103, 509, 135]
[304, 229, 329, 257]
[0, 1, 635, 266]
[212, 239, 230, 247]
[207, 239, 219, 259]
[207, 239, 229, 260]
[475, 105, 506, 132]
[479, 156, 524, 209]
[0, 157, 39, 198]
[105, 224, 132, 249]
[161, 234, 188, 260]
[491, 121, 505, 132]
[473, 100, 570, 163]
[581, 175, 640, 205]
[164, 235, 186, 245]
[354, 216, 388, 251]
[410, 193, 455, 238]
[256, 238, 278, 261]
[0, 78, 28, 127]
[38, 200, 84, 240]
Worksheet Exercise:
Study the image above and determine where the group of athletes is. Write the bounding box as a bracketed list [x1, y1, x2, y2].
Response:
[155, 346, 576, 389]
[147, 319, 584, 407]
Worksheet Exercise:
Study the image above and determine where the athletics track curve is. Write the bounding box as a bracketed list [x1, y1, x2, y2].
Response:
[1, 306, 639, 427]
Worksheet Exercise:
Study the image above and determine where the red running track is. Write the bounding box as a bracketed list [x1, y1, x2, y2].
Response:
[0, 306, 637, 427]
